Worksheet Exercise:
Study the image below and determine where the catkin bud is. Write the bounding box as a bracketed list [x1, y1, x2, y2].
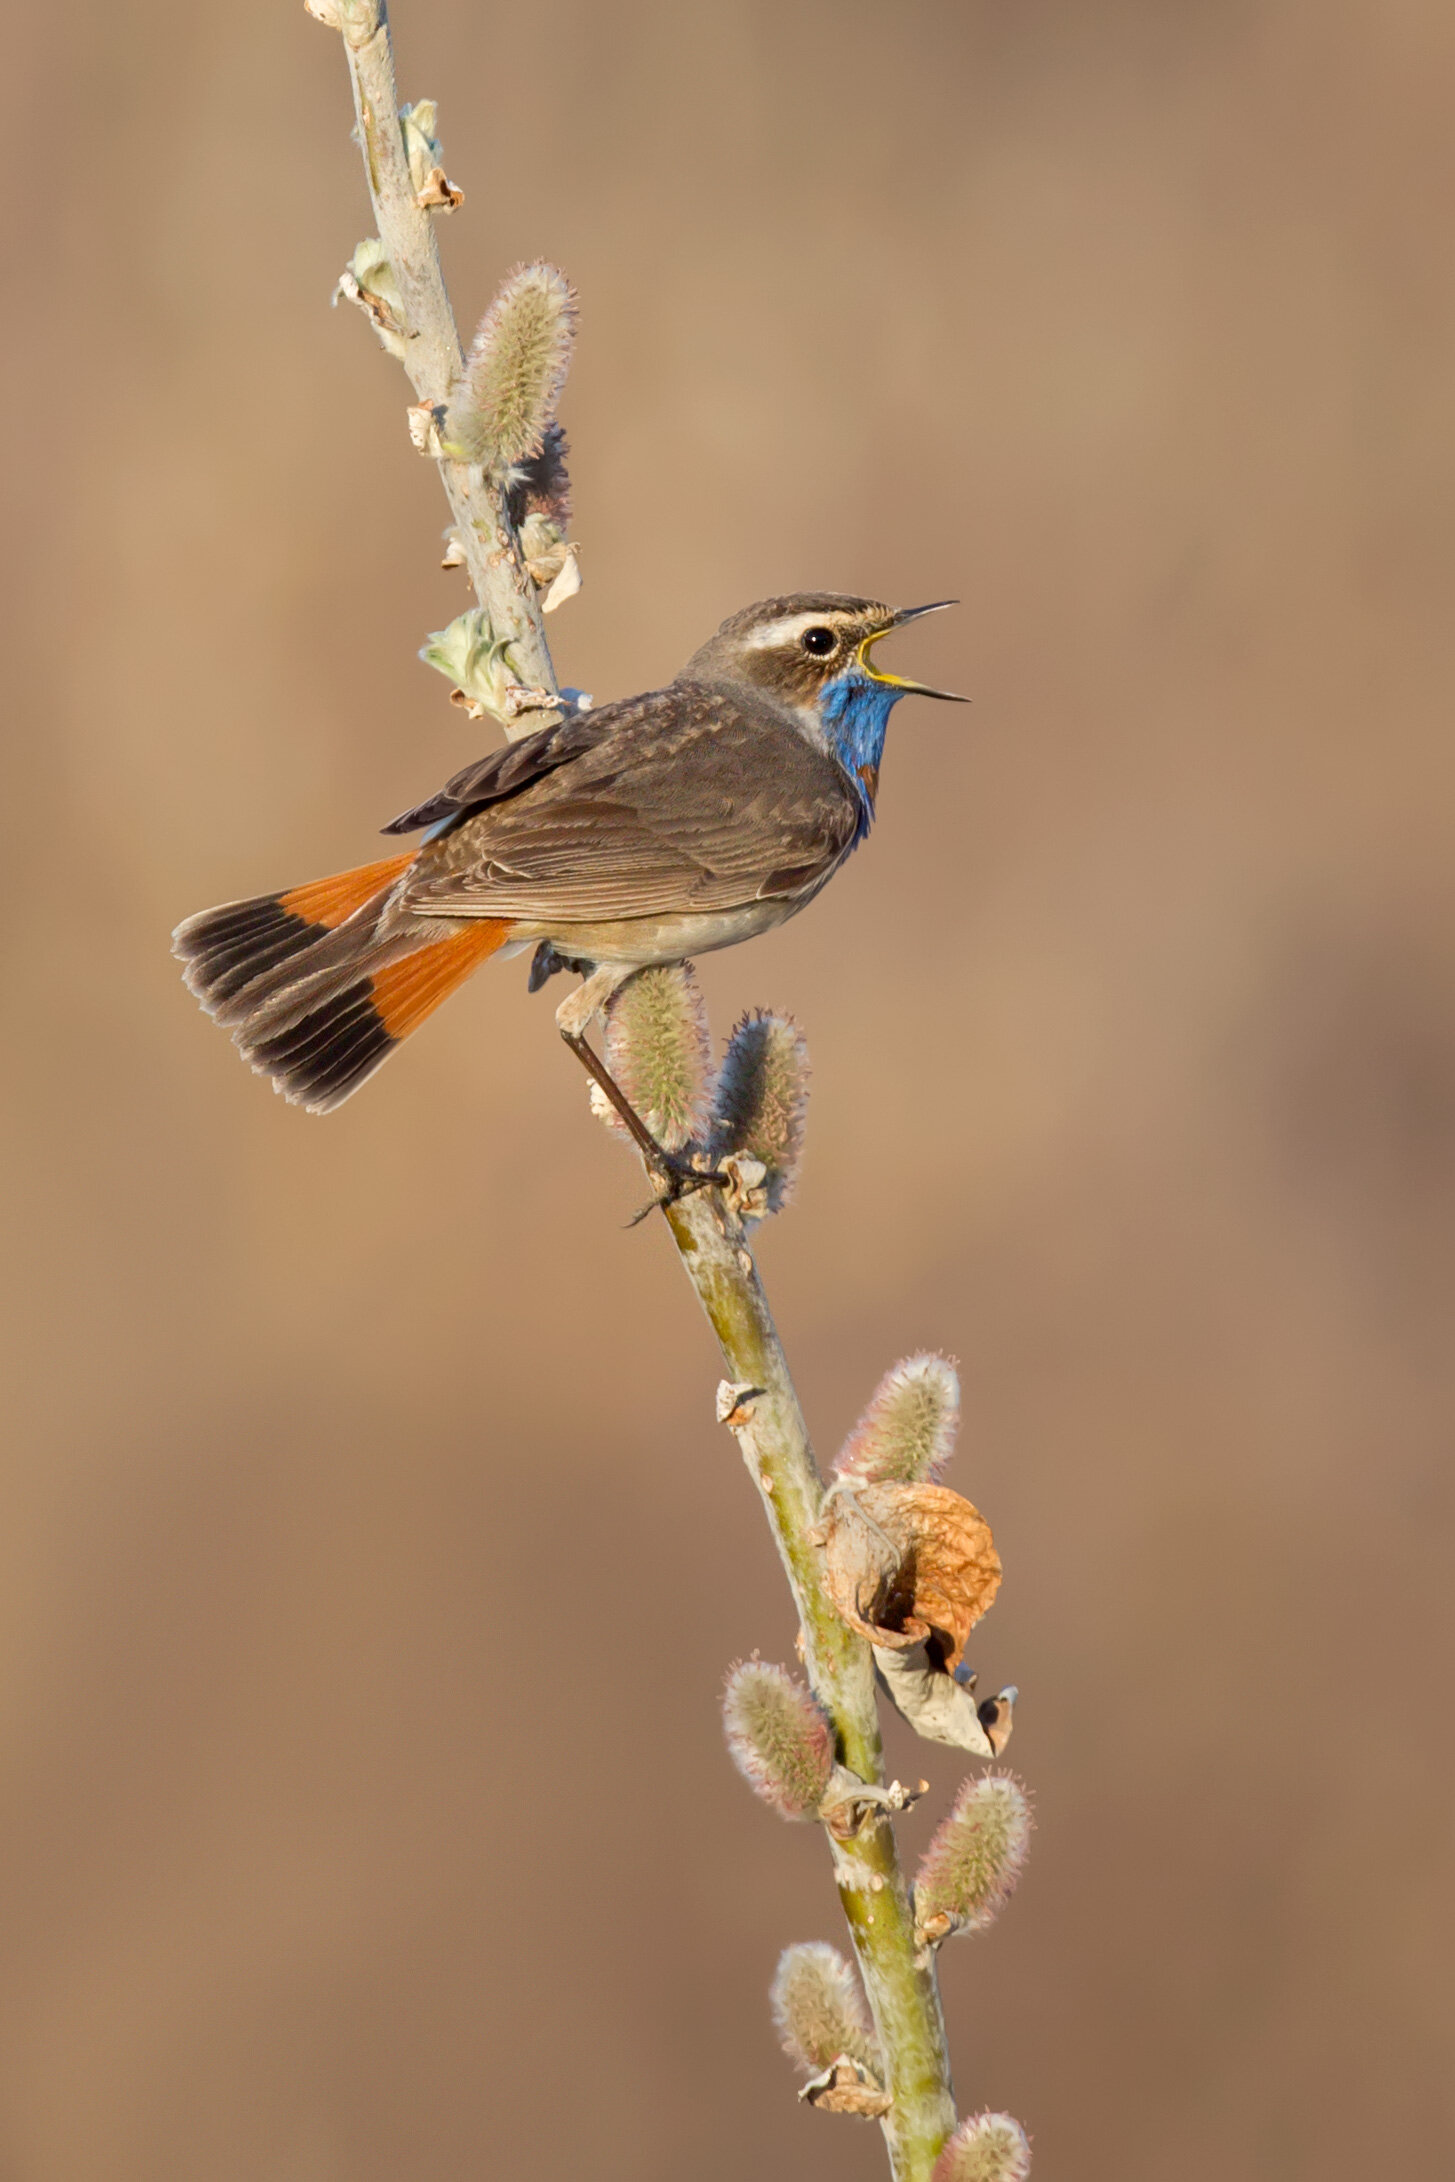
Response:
[442, 261, 577, 469]
[397, 99, 463, 209]
[835, 1353, 961, 1486]
[708, 1011, 809, 1212]
[770, 1942, 879, 2076]
[599, 966, 712, 1153]
[722, 1661, 834, 1820]
[932, 2112, 1032, 2182]
[915, 1774, 1031, 1939]
[334, 236, 407, 360]
[399, 99, 442, 190]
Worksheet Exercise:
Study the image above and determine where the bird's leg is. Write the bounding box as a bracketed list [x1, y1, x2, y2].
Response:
[555, 967, 728, 1207]
[560, 1022, 678, 1170]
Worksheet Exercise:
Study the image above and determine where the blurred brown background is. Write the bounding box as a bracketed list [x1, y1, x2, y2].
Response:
[4, 1, 1452, 2175]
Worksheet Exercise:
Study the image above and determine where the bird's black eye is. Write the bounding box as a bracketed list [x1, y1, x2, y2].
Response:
[801, 625, 838, 656]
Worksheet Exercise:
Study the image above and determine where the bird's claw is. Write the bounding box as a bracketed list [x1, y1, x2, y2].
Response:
[627, 1152, 731, 1226]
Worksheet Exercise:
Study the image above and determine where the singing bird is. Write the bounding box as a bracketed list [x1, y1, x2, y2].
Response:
[174, 593, 962, 1174]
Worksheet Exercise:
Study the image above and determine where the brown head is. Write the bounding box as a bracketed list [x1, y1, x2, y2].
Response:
[678, 593, 964, 710]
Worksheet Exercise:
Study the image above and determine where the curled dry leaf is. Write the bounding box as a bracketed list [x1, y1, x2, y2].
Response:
[500, 680, 559, 720]
[822, 1482, 1001, 1673]
[416, 164, 465, 211]
[715, 1379, 762, 1429]
[820, 1764, 929, 1839]
[977, 1685, 1017, 1757]
[872, 1645, 996, 1755]
[800, 2058, 893, 2119]
[406, 402, 446, 456]
[719, 1152, 770, 1223]
[541, 544, 583, 611]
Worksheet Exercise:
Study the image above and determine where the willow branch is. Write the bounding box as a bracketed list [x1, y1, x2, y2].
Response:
[316, 8, 960, 2170]
[666, 1192, 958, 2181]
[327, 0, 560, 728]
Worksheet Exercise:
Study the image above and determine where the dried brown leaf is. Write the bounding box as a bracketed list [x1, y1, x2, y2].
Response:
[416, 164, 465, 211]
[800, 2059, 894, 2119]
[872, 1645, 996, 1753]
[978, 1686, 1017, 1756]
[822, 1482, 1000, 1673]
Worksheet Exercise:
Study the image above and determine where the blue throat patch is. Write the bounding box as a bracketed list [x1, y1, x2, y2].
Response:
[817, 672, 905, 837]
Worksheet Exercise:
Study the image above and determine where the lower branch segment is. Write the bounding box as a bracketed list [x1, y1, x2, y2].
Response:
[664, 1190, 957, 2179]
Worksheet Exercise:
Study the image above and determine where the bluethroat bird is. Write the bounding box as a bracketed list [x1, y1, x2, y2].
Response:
[174, 594, 963, 1185]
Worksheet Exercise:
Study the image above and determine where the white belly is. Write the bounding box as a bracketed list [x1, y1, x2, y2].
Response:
[513, 893, 809, 970]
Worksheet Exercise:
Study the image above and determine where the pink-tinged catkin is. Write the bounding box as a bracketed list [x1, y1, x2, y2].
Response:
[769, 1942, 879, 2075]
[915, 1774, 1031, 1934]
[442, 261, 577, 469]
[721, 1660, 834, 1820]
[600, 965, 713, 1153]
[708, 1010, 809, 1211]
[834, 1353, 961, 1486]
[931, 2111, 1032, 2182]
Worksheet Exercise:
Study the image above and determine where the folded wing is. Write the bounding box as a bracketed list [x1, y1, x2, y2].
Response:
[397, 683, 860, 925]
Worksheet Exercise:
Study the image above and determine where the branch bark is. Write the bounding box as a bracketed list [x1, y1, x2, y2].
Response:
[331, 0, 560, 729]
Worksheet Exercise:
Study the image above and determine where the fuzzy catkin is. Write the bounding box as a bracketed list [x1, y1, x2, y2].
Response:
[443, 261, 577, 469]
[915, 1774, 1031, 1934]
[835, 1353, 961, 1485]
[770, 1942, 879, 2075]
[721, 1661, 834, 1819]
[708, 1010, 809, 1210]
[932, 2112, 1032, 2182]
[600, 965, 713, 1152]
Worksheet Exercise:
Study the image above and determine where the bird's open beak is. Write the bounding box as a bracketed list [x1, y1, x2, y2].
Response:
[859, 600, 967, 701]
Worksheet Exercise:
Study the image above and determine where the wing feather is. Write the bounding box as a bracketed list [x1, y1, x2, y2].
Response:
[396, 684, 859, 923]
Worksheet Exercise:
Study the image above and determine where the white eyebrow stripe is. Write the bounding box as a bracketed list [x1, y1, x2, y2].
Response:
[740, 611, 848, 651]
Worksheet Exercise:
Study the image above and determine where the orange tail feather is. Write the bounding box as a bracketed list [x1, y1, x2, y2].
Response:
[279, 854, 415, 929]
[175, 854, 516, 1112]
[236, 916, 514, 1112]
[370, 921, 513, 1040]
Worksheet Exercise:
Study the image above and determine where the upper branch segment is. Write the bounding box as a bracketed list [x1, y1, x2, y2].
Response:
[328, 0, 561, 731]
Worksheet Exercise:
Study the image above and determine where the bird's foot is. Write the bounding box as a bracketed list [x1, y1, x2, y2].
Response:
[627, 1149, 732, 1226]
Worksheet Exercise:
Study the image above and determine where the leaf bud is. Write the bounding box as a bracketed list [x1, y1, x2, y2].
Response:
[835, 1353, 961, 1486]
[932, 2112, 1033, 2182]
[399, 99, 464, 210]
[721, 1660, 834, 1820]
[599, 965, 712, 1154]
[334, 236, 407, 360]
[418, 608, 517, 723]
[914, 1773, 1031, 1941]
[442, 261, 577, 470]
[769, 1942, 879, 2076]
[708, 1010, 809, 1213]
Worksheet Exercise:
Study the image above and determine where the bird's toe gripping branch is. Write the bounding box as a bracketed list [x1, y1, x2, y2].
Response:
[555, 962, 732, 1207]
[571, 964, 810, 1222]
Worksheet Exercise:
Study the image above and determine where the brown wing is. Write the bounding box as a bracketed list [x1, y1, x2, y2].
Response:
[397, 682, 862, 924]
[381, 708, 608, 835]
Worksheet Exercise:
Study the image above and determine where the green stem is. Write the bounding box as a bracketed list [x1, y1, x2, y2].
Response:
[665, 1192, 957, 2181]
